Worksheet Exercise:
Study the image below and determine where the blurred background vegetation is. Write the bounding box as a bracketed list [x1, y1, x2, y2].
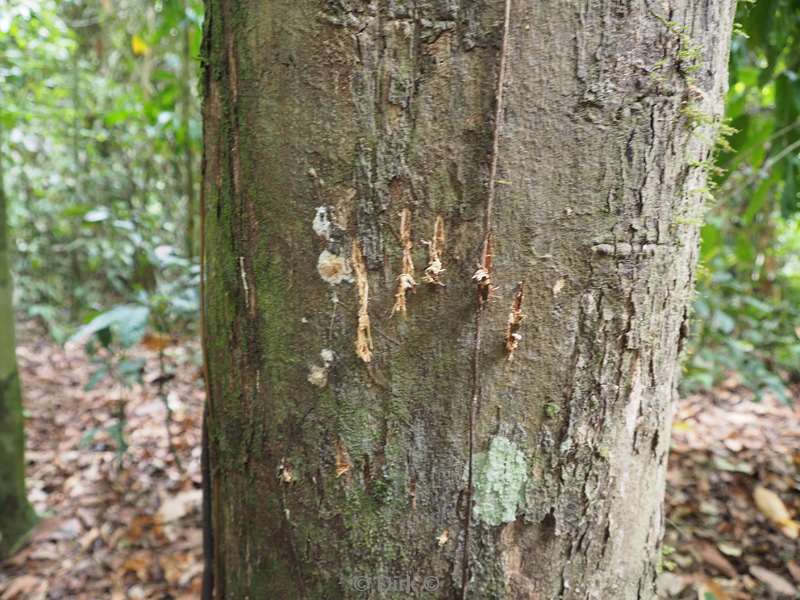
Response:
[0, 0, 799, 401]
[689, 0, 800, 401]
[0, 0, 201, 349]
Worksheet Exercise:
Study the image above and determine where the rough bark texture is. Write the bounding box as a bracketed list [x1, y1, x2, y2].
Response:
[202, 1, 735, 598]
[0, 145, 37, 559]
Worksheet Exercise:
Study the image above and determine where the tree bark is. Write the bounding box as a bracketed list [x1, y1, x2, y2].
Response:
[183, 0, 198, 260]
[0, 137, 37, 559]
[201, 1, 735, 598]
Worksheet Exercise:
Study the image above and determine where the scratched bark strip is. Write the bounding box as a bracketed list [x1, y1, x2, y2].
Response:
[201, 1, 736, 598]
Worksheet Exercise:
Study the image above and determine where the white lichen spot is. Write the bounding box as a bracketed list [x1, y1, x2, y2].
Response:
[308, 349, 335, 388]
[307, 364, 328, 388]
[312, 206, 332, 240]
[436, 529, 449, 546]
[320, 348, 335, 366]
[472, 436, 529, 527]
[317, 249, 352, 285]
[238, 256, 250, 309]
[552, 278, 565, 296]
[277, 459, 293, 483]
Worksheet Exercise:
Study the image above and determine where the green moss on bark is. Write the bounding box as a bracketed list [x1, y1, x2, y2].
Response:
[0, 157, 37, 559]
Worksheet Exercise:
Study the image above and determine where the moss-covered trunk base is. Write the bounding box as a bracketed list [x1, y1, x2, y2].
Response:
[0, 370, 37, 559]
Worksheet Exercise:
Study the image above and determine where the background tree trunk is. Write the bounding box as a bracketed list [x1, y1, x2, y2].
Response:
[202, 1, 735, 597]
[0, 138, 37, 559]
[183, 0, 198, 260]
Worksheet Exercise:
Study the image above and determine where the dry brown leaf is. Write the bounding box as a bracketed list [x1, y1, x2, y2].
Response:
[178, 561, 205, 587]
[160, 552, 194, 585]
[787, 560, 800, 584]
[28, 543, 60, 562]
[696, 542, 738, 579]
[753, 486, 799, 539]
[749, 565, 796, 596]
[127, 513, 166, 543]
[717, 542, 742, 558]
[0, 575, 45, 600]
[141, 332, 172, 351]
[702, 577, 732, 600]
[121, 550, 154, 582]
[79, 526, 100, 551]
[657, 572, 688, 597]
[157, 488, 203, 523]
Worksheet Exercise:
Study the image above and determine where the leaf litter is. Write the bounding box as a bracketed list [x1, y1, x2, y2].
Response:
[2, 329, 799, 598]
[0, 323, 204, 599]
[663, 380, 800, 599]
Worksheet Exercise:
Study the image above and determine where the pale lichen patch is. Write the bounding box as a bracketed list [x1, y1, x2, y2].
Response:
[320, 348, 335, 365]
[317, 249, 353, 285]
[307, 364, 328, 388]
[472, 436, 529, 527]
[312, 206, 332, 240]
[436, 529, 449, 546]
[308, 348, 335, 388]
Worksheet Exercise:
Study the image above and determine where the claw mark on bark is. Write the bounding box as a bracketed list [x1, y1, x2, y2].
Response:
[422, 215, 446, 286]
[391, 208, 416, 317]
[504, 282, 525, 361]
[352, 240, 373, 363]
[239, 256, 249, 309]
[238, 256, 255, 317]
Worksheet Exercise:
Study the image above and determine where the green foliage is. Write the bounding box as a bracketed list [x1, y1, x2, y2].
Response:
[685, 0, 800, 400]
[0, 0, 203, 456]
[70, 303, 150, 350]
[0, 0, 201, 338]
[70, 302, 148, 454]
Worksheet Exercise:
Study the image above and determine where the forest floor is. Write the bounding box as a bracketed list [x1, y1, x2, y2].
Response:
[0, 327, 205, 599]
[0, 332, 798, 599]
[662, 379, 800, 599]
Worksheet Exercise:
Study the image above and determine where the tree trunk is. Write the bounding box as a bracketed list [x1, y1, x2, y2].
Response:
[0, 139, 37, 559]
[201, 1, 735, 598]
[183, 0, 198, 260]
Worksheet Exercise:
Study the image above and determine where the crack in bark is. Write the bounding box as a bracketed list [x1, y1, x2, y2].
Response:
[462, 0, 513, 597]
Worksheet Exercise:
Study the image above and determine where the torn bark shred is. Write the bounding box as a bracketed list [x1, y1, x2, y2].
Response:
[422, 215, 446, 286]
[504, 281, 525, 360]
[392, 208, 416, 317]
[472, 236, 496, 307]
[352, 240, 373, 363]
